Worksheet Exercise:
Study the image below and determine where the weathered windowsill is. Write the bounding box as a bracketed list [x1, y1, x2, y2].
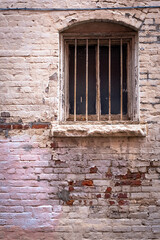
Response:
[51, 123, 147, 138]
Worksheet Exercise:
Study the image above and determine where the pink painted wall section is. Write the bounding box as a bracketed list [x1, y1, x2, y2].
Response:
[0, 134, 61, 231]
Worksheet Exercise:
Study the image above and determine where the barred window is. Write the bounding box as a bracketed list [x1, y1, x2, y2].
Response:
[60, 22, 138, 122]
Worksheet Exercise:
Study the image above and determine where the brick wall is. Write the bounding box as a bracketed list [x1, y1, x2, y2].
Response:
[0, 0, 160, 239]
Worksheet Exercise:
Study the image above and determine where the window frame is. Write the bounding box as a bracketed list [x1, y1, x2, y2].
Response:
[59, 28, 139, 123]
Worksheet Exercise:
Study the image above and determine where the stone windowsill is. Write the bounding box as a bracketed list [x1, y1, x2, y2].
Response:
[51, 122, 147, 138]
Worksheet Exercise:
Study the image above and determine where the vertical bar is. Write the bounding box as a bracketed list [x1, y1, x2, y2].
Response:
[59, 34, 63, 121]
[108, 39, 111, 121]
[74, 39, 77, 121]
[96, 39, 100, 121]
[86, 39, 88, 121]
[120, 38, 123, 120]
[127, 42, 130, 119]
[64, 41, 67, 121]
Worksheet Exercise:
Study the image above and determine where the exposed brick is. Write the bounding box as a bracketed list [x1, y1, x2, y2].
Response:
[66, 199, 74, 206]
[116, 170, 144, 180]
[31, 123, 50, 129]
[12, 124, 23, 129]
[90, 166, 98, 173]
[131, 180, 142, 186]
[118, 193, 128, 199]
[68, 181, 74, 186]
[115, 180, 142, 186]
[23, 125, 30, 130]
[109, 200, 115, 205]
[106, 187, 112, 193]
[96, 194, 101, 198]
[118, 200, 129, 205]
[55, 160, 63, 165]
[82, 180, 93, 186]
[0, 124, 11, 129]
[106, 168, 112, 179]
[115, 169, 144, 187]
[69, 186, 74, 192]
[50, 141, 58, 148]
[104, 193, 111, 199]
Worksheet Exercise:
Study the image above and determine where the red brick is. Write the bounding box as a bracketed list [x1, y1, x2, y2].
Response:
[104, 193, 111, 199]
[90, 166, 98, 173]
[118, 200, 128, 205]
[82, 180, 93, 186]
[55, 160, 63, 165]
[0, 124, 11, 129]
[69, 186, 74, 192]
[96, 194, 101, 198]
[12, 124, 23, 130]
[122, 170, 141, 180]
[23, 125, 29, 130]
[66, 199, 74, 205]
[106, 187, 112, 193]
[115, 181, 121, 186]
[109, 200, 115, 205]
[106, 168, 112, 178]
[131, 180, 142, 186]
[115, 180, 141, 186]
[116, 170, 144, 181]
[50, 142, 58, 148]
[31, 123, 50, 129]
[68, 181, 74, 186]
[118, 193, 128, 199]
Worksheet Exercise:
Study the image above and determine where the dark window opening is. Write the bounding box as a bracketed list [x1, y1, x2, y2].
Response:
[68, 39, 129, 121]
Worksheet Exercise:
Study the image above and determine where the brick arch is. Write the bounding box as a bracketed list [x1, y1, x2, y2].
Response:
[58, 10, 142, 33]
[61, 20, 137, 34]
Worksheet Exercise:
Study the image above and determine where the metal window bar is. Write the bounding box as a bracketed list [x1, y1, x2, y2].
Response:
[64, 41, 68, 121]
[64, 36, 134, 41]
[127, 42, 130, 119]
[109, 39, 111, 121]
[120, 38, 123, 120]
[86, 39, 88, 121]
[74, 39, 77, 121]
[96, 39, 100, 121]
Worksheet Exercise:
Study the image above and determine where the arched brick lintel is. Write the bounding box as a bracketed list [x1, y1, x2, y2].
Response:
[58, 10, 143, 33]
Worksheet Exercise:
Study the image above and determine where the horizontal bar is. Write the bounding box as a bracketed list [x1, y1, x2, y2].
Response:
[67, 114, 129, 121]
[0, 6, 159, 11]
[64, 34, 136, 39]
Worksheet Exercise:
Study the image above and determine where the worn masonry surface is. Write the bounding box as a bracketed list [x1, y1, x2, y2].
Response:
[0, 0, 160, 239]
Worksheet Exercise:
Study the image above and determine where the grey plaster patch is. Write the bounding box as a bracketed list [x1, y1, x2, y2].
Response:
[5, 129, 10, 138]
[23, 144, 33, 152]
[0, 118, 6, 123]
[57, 189, 70, 202]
